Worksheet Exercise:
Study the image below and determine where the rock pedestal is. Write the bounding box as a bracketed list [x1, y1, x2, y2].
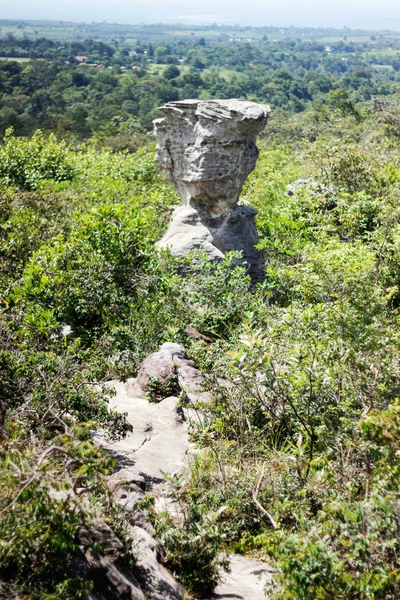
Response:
[154, 99, 270, 281]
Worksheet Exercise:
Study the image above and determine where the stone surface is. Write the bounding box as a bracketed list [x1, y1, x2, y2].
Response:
[77, 518, 146, 600]
[79, 518, 124, 557]
[211, 555, 272, 600]
[86, 556, 146, 600]
[107, 469, 146, 516]
[154, 99, 270, 214]
[79, 517, 185, 600]
[285, 178, 311, 197]
[285, 178, 333, 199]
[132, 526, 185, 600]
[98, 380, 195, 483]
[133, 342, 210, 404]
[158, 204, 264, 281]
[154, 99, 270, 281]
[95, 345, 273, 599]
[157, 205, 225, 262]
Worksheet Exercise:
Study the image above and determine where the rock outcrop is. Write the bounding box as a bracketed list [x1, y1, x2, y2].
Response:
[96, 343, 272, 599]
[154, 99, 270, 281]
[75, 517, 146, 600]
[132, 342, 210, 404]
[76, 515, 184, 600]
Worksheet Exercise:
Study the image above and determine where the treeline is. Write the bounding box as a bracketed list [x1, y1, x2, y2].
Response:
[0, 34, 400, 144]
[0, 36, 115, 60]
[1, 18, 399, 43]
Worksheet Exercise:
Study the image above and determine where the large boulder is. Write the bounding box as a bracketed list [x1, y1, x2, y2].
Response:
[132, 526, 185, 600]
[77, 518, 145, 600]
[78, 517, 186, 600]
[154, 99, 270, 282]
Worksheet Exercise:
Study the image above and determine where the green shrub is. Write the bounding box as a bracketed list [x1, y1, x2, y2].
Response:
[146, 370, 180, 403]
[156, 507, 229, 596]
[267, 491, 400, 600]
[0, 128, 77, 190]
[2, 118, 400, 599]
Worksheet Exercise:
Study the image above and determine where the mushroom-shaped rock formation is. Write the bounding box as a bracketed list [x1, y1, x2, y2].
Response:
[154, 99, 270, 282]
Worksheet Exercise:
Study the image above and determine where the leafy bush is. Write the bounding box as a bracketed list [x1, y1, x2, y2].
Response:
[310, 139, 384, 195]
[2, 117, 400, 598]
[146, 370, 180, 403]
[180, 135, 400, 598]
[0, 455, 109, 599]
[0, 128, 77, 190]
[156, 504, 229, 596]
[267, 495, 400, 600]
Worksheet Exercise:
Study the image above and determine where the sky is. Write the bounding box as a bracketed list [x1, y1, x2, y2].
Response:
[1, 0, 400, 32]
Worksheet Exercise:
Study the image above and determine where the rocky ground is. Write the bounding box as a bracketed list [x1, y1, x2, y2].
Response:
[97, 343, 272, 599]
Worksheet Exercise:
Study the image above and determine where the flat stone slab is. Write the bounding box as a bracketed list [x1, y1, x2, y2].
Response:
[210, 555, 272, 600]
[98, 378, 274, 598]
[100, 380, 194, 483]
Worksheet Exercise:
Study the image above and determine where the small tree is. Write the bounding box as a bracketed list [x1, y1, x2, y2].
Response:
[328, 88, 359, 120]
[164, 64, 180, 80]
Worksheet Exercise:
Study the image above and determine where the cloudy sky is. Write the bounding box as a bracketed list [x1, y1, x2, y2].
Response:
[1, 0, 400, 31]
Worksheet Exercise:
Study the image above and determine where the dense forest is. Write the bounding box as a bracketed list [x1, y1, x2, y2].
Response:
[1, 26, 400, 141]
[1, 20, 400, 600]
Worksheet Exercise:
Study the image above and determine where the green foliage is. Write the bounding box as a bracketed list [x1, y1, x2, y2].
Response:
[176, 130, 400, 598]
[0, 128, 77, 190]
[267, 490, 400, 599]
[145, 370, 180, 403]
[155, 494, 229, 596]
[0, 456, 105, 599]
[328, 88, 359, 120]
[309, 139, 385, 195]
[0, 126, 265, 597]
[2, 96, 400, 598]
[360, 401, 400, 487]
[15, 201, 156, 336]
[1, 26, 400, 142]
[164, 64, 180, 80]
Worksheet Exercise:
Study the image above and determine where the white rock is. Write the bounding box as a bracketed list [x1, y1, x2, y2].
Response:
[210, 554, 273, 600]
[132, 525, 185, 600]
[133, 342, 210, 404]
[101, 381, 194, 482]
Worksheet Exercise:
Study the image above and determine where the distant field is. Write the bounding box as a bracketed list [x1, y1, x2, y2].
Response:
[0, 24, 80, 40]
[365, 49, 400, 57]
[0, 56, 30, 62]
[373, 64, 395, 70]
[147, 63, 191, 76]
[1, 19, 400, 45]
[320, 36, 376, 43]
[205, 65, 241, 82]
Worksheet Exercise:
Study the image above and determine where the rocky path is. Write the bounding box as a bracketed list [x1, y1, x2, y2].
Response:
[104, 380, 192, 482]
[212, 555, 272, 600]
[100, 345, 272, 599]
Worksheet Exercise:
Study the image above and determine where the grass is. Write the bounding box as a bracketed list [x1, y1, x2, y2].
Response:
[0, 56, 30, 62]
[373, 64, 395, 70]
[146, 63, 191, 76]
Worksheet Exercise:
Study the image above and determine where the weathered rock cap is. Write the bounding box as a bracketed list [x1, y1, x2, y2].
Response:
[156, 98, 270, 137]
[154, 99, 271, 211]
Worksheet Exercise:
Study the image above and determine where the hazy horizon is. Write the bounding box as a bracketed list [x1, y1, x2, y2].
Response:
[1, 0, 400, 32]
